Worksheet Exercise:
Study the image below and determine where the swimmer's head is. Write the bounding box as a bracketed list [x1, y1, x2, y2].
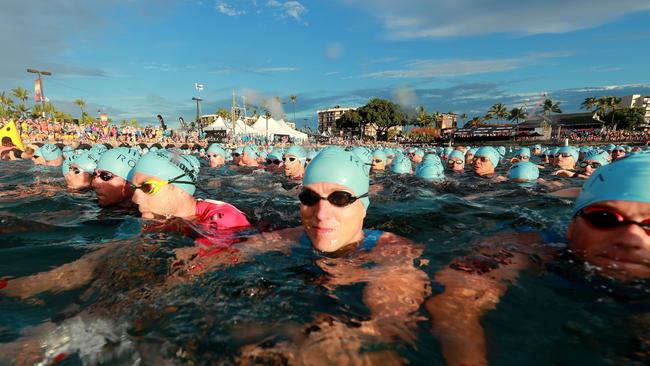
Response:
[96, 147, 140, 180]
[372, 149, 387, 171]
[40, 143, 62, 163]
[130, 151, 198, 196]
[416, 155, 445, 181]
[206, 144, 226, 168]
[62, 145, 75, 159]
[507, 161, 539, 182]
[391, 155, 412, 175]
[472, 146, 498, 176]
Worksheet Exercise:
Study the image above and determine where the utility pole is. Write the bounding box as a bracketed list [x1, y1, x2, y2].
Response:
[192, 97, 202, 131]
[27, 68, 52, 118]
[231, 89, 236, 132]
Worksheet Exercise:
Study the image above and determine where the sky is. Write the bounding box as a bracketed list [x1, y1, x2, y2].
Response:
[2, 0, 650, 129]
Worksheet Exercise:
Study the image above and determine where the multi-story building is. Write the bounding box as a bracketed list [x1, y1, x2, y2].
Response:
[618, 94, 650, 123]
[317, 106, 357, 135]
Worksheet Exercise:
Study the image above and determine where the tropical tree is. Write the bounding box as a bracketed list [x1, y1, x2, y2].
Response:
[542, 98, 562, 117]
[15, 104, 30, 119]
[289, 94, 297, 123]
[416, 106, 433, 128]
[507, 107, 528, 124]
[580, 96, 598, 112]
[74, 99, 87, 123]
[483, 113, 493, 123]
[0, 92, 15, 118]
[432, 111, 443, 129]
[607, 96, 621, 129]
[11, 87, 29, 118]
[356, 98, 408, 141]
[488, 103, 508, 122]
[215, 107, 231, 119]
[335, 109, 362, 132]
[463, 116, 485, 128]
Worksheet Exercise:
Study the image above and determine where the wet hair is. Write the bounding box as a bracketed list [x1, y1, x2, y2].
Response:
[1, 137, 14, 147]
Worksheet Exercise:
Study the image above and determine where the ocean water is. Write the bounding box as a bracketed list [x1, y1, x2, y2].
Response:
[0, 157, 648, 365]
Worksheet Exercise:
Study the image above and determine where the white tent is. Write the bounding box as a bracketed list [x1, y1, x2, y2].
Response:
[204, 116, 229, 131]
[250, 116, 308, 141]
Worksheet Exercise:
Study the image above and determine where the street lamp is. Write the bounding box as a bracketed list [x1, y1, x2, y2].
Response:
[27, 68, 52, 118]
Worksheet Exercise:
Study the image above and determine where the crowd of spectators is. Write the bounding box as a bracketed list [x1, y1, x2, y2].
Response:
[558, 128, 650, 142]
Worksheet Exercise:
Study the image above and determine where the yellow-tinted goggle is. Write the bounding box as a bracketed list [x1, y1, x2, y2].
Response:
[130, 173, 194, 195]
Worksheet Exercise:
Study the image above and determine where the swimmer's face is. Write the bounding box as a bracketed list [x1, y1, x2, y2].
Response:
[92, 170, 133, 207]
[232, 153, 242, 165]
[465, 153, 474, 162]
[612, 149, 626, 160]
[532, 148, 541, 155]
[32, 155, 46, 165]
[130, 172, 189, 219]
[300, 182, 366, 253]
[448, 158, 465, 172]
[65, 165, 92, 190]
[240, 151, 258, 167]
[411, 154, 423, 164]
[208, 154, 225, 168]
[472, 156, 495, 176]
[567, 200, 650, 281]
[580, 160, 600, 176]
[44, 156, 63, 167]
[372, 157, 386, 171]
[284, 155, 304, 179]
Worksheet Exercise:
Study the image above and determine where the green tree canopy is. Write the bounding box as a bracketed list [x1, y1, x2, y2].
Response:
[415, 106, 433, 128]
[335, 109, 362, 131]
[357, 98, 407, 140]
[215, 107, 231, 119]
[603, 107, 644, 130]
[542, 98, 562, 116]
[507, 107, 528, 124]
[488, 103, 508, 122]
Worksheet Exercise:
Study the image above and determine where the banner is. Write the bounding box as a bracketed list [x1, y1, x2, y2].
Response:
[100, 113, 108, 125]
[205, 130, 227, 142]
[34, 79, 42, 103]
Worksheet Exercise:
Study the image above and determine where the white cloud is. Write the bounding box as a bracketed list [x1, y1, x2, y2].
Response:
[338, 0, 650, 39]
[215, 1, 245, 16]
[267, 0, 307, 23]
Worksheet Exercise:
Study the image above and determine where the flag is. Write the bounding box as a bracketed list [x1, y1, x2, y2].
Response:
[34, 79, 42, 103]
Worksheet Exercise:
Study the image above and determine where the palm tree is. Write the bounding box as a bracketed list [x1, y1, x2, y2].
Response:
[15, 104, 30, 119]
[74, 99, 87, 124]
[289, 95, 297, 123]
[596, 97, 610, 117]
[607, 96, 621, 129]
[488, 103, 508, 123]
[11, 87, 29, 118]
[507, 107, 528, 124]
[542, 98, 562, 117]
[432, 111, 442, 129]
[581, 96, 598, 112]
[459, 113, 467, 127]
[483, 113, 493, 123]
[416, 106, 433, 127]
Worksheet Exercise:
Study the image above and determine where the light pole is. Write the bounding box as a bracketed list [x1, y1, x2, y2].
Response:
[192, 97, 202, 131]
[27, 68, 52, 118]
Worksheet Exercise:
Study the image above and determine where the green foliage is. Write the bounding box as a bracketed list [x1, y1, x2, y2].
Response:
[463, 117, 485, 128]
[488, 103, 508, 122]
[542, 99, 562, 116]
[130, 118, 139, 127]
[215, 107, 231, 119]
[507, 107, 527, 124]
[415, 106, 433, 128]
[581, 97, 598, 112]
[335, 109, 362, 131]
[603, 107, 645, 130]
[356, 98, 407, 140]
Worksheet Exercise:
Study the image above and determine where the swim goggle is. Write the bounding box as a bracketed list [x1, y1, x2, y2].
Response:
[373, 158, 383, 163]
[70, 166, 83, 175]
[472, 156, 489, 163]
[306, 158, 312, 163]
[266, 158, 281, 165]
[614, 149, 625, 153]
[558, 153, 573, 158]
[207, 153, 221, 158]
[93, 171, 115, 181]
[578, 161, 601, 169]
[130, 173, 195, 195]
[447, 159, 463, 165]
[514, 155, 529, 160]
[298, 189, 368, 208]
[283, 156, 297, 162]
[233, 153, 241, 157]
[578, 206, 650, 234]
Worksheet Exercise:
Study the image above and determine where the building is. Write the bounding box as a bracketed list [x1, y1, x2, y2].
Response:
[317, 106, 357, 135]
[618, 94, 650, 123]
[439, 113, 458, 131]
[363, 123, 403, 139]
[516, 112, 603, 140]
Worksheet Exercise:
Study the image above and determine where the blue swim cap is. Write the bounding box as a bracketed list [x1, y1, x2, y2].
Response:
[62, 145, 75, 158]
[508, 162, 539, 181]
[497, 146, 506, 157]
[583, 151, 609, 166]
[62, 155, 75, 175]
[41, 144, 62, 162]
[573, 154, 650, 216]
[234, 146, 244, 156]
[385, 148, 395, 158]
[532, 144, 542, 150]
[207, 143, 226, 156]
[466, 147, 478, 156]
[413, 148, 425, 157]
[391, 155, 412, 174]
[416, 156, 444, 181]
[351, 147, 373, 174]
[306, 150, 318, 161]
[96, 147, 140, 180]
[579, 147, 591, 154]
[303, 147, 370, 209]
[72, 151, 100, 174]
[475, 146, 499, 167]
[442, 147, 454, 156]
[448, 150, 465, 162]
[131, 151, 199, 195]
[91, 144, 108, 156]
[243, 145, 260, 159]
[285, 145, 307, 164]
[372, 149, 387, 162]
[558, 146, 578, 161]
[268, 148, 284, 160]
[514, 147, 531, 158]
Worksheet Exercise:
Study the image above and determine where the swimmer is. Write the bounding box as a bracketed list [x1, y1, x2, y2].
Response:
[554, 150, 609, 179]
[305, 150, 318, 166]
[63, 151, 99, 190]
[427, 153, 650, 366]
[391, 154, 412, 175]
[239, 146, 261, 167]
[40, 143, 64, 167]
[471, 146, 499, 177]
[416, 154, 445, 181]
[551, 146, 579, 175]
[411, 148, 424, 164]
[446, 150, 465, 172]
[507, 161, 540, 182]
[612, 146, 626, 161]
[232, 146, 243, 165]
[372, 149, 387, 171]
[531, 144, 542, 156]
[265, 148, 284, 173]
[206, 143, 226, 168]
[92, 147, 139, 207]
[510, 147, 531, 164]
[283, 145, 307, 180]
[0, 148, 22, 160]
[465, 147, 477, 163]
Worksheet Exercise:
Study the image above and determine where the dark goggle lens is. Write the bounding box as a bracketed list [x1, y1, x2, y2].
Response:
[139, 182, 157, 194]
[515, 155, 529, 160]
[233, 153, 241, 157]
[448, 160, 463, 165]
[93, 171, 114, 181]
[579, 162, 601, 169]
[298, 190, 360, 207]
[374, 159, 383, 163]
[283, 157, 296, 162]
[559, 153, 572, 158]
[473, 156, 488, 162]
[71, 167, 81, 174]
[266, 159, 281, 165]
[581, 209, 623, 228]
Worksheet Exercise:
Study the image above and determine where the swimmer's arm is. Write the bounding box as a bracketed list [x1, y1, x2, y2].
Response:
[0, 245, 116, 299]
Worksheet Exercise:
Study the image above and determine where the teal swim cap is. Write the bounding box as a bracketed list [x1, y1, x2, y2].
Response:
[533, 144, 542, 150]
[72, 151, 100, 174]
[131, 151, 199, 195]
[373, 149, 387, 161]
[497, 146, 506, 157]
[207, 143, 225, 156]
[268, 148, 284, 160]
[303, 147, 370, 209]
[96, 147, 140, 180]
[448, 150, 465, 162]
[416, 156, 444, 181]
[234, 146, 244, 155]
[243, 145, 260, 159]
[41, 144, 62, 162]
[306, 150, 318, 161]
[514, 147, 531, 158]
[149, 146, 159, 152]
[62, 155, 75, 175]
[475, 146, 499, 167]
[558, 146, 578, 161]
[391, 155, 412, 174]
[413, 148, 424, 157]
[467, 147, 477, 156]
[351, 147, 372, 174]
[285, 145, 306, 163]
[573, 154, 650, 216]
[62, 145, 75, 158]
[583, 151, 609, 166]
[91, 144, 108, 156]
[508, 161, 539, 181]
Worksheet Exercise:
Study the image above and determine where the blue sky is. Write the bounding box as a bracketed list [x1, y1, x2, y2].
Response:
[2, 0, 650, 129]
